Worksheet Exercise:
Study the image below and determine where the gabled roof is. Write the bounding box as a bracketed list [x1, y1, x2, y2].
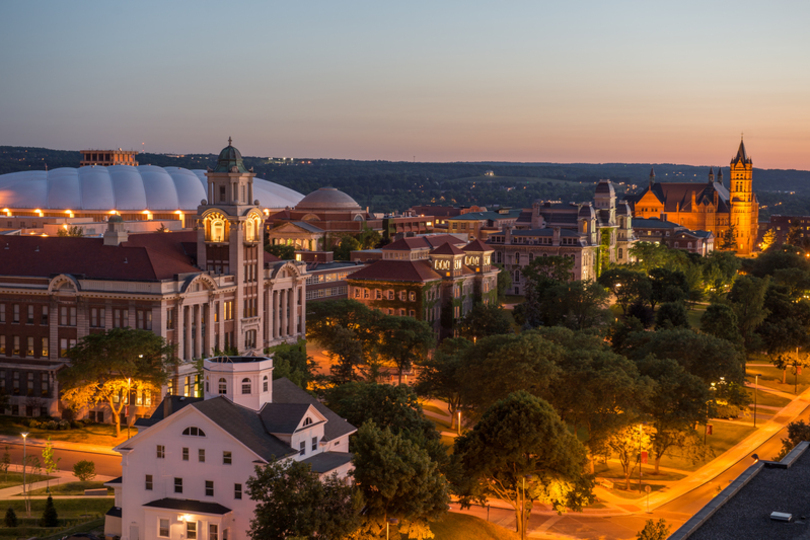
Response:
[430, 242, 465, 256]
[271, 378, 356, 442]
[134, 395, 202, 428]
[632, 218, 682, 229]
[346, 259, 441, 283]
[301, 451, 354, 474]
[193, 396, 297, 461]
[259, 403, 316, 434]
[0, 231, 199, 282]
[290, 221, 325, 233]
[462, 239, 493, 252]
[627, 181, 730, 213]
[382, 237, 432, 251]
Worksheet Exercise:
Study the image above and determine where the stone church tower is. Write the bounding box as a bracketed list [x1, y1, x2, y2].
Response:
[729, 138, 757, 254]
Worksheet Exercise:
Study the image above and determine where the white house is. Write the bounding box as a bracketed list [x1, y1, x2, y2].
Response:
[106, 355, 356, 540]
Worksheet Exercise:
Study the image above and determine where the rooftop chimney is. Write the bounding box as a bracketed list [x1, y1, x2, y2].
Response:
[103, 217, 128, 246]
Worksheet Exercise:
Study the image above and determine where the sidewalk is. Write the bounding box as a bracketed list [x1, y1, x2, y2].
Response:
[0, 434, 121, 457]
[643, 382, 810, 510]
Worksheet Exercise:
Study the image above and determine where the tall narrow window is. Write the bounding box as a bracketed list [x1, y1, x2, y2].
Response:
[174, 477, 183, 493]
[205, 480, 214, 496]
[145, 474, 153, 490]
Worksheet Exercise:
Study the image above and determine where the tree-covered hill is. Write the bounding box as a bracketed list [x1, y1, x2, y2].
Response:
[2, 145, 809, 216]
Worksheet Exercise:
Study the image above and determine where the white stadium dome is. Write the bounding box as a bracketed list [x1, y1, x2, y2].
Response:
[0, 165, 304, 212]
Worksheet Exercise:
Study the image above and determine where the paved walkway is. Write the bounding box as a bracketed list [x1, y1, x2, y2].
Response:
[0, 463, 116, 500]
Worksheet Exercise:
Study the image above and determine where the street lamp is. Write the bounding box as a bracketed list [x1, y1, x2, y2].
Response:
[705, 383, 716, 445]
[457, 410, 462, 436]
[754, 374, 759, 428]
[21, 432, 29, 517]
[126, 377, 132, 439]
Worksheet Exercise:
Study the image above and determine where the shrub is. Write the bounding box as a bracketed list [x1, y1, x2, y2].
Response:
[4, 507, 17, 527]
[39, 495, 58, 527]
[73, 460, 96, 482]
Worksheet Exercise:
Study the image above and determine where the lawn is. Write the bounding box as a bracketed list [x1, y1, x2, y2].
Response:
[686, 305, 707, 329]
[608, 482, 669, 500]
[502, 295, 525, 306]
[0, 499, 111, 540]
[19, 480, 110, 497]
[593, 462, 686, 482]
[747, 387, 791, 409]
[421, 402, 450, 419]
[655, 422, 757, 472]
[0, 472, 53, 489]
[0, 416, 134, 446]
[432, 512, 518, 540]
[746, 364, 810, 396]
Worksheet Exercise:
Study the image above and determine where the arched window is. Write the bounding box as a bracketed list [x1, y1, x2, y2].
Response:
[263, 375, 269, 393]
[245, 219, 256, 242]
[218, 378, 227, 395]
[212, 220, 225, 242]
[303, 417, 313, 426]
[242, 378, 251, 395]
[182, 426, 206, 437]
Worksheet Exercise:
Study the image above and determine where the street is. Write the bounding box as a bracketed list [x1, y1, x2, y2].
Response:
[1, 441, 122, 477]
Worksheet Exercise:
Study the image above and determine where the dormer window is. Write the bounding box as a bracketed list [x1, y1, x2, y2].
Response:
[303, 417, 313, 427]
[182, 426, 206, 437]
[241, 378, 251, 395]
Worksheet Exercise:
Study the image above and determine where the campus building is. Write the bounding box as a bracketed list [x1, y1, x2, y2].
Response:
[488, 180, 635, 294]
[0, 141, 307, 421]
[346, 237, 498, 339]
[106, 355, 355, 540]
[626, 139, 759, 255]
[633, 217, 715, 256]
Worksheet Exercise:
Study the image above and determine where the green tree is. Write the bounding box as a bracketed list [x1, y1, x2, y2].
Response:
[774, 420, 810, 460]
[454, 391, 592, 537]
[4, 507, 17, 527]
[654, 301, 689, 330]
[535, 327, 651, 473]
[787, 220, 803, 247]
[636, 356, 709, 473]
[700, 303, 743, 347]
[72, 460, 96, 482]
[246, 459, 360, 540]
[598, 268, 652, 315]
[351, 422, 449, 537]
[266, 340, 313, 389]
[415, 338, 472, 431]
[521, 254, 574, 284]
[357, 226, 382, 250]
[727, 275, 770, 358]
[636, 518, 670, 540]
[58, 328, 178, 437]
[56, 225, 84, 237]
[333, 235, 361, 261]
[630, 242, 682, 274]
[42, 438, 60, 491]
[459, 303, 513, 341]
[622, 328, 745, 384]
[39, 495, 58, 527]
[649, 268, 689, 309]
[609, 424, 651, 491]
[495, 264, 512, 300]
[459, 331, 562, 420]
[378, 316, 435, 385]
[265, 243, 295, 260]
[760, 228, 777, 251]
[1, 447, 10, 482]
[719, 223, 737, 250]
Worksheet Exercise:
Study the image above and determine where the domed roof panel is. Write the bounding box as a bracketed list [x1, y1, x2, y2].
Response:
[0, 170, 49, 209]
[164, 167, 207, 210]
[45, 169, 81, 210]
[139, 166, 180, 210]
[78, 166, 116, 210]
[109, 166, 148, 210]
[295, 187, 361, 211]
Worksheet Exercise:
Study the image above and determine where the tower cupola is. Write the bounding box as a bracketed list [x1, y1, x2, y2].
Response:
[203, 355, 274, 411]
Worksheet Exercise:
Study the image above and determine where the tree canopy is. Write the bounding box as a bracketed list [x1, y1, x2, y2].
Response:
[59, 328, 177, 436]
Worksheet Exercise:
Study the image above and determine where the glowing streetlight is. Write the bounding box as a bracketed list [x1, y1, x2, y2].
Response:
[21, 432, 30, 517]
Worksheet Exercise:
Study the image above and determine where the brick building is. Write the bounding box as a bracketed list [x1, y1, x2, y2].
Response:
[0, 141, 307, 422]
[346, 237, 498, 340]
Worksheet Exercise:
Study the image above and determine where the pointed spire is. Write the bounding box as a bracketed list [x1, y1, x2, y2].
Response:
[228, 136, 233, 147]
[649, 167, 655, 187]
[717, 168, 723, 182]
[708, 167, 714, 183]
[732, 136, 751, 165]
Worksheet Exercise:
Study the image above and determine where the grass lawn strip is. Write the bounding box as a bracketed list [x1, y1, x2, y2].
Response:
[0, 499, 111, 540]
[0, 472, 54, 489]
[18, 480, 110, 497]
[0, 416, 134, 446]
[433, 512, 519, 540]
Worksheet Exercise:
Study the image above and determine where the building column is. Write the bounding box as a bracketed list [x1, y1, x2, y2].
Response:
[194, 304, 202, 360]
[175, 302, 185, 362]
[280, 289, 287, 339]
[204, 301, 213, 359]
[184, 305, 193, 362]
[299, 282, 306, 337]
[289, 286, 296, 336]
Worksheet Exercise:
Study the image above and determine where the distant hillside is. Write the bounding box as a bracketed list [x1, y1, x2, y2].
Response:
[2, 145, 809, 217]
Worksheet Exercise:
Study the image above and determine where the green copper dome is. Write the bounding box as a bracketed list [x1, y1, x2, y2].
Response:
[214, 137, 248, 173]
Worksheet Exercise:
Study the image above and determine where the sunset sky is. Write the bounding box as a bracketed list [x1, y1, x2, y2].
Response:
[1, 1, 809, 169]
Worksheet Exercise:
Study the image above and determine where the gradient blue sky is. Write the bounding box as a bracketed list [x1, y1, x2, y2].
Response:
[1, 1, 809, 168]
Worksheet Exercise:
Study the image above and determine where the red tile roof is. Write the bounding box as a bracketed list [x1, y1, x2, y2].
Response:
[346, 260, 441, 283]
[430, 242, 465, 256]
[382, 237, 431, 251]
[462, 239, 493, 252]
[423, 234, 466, 248]
[0, 231, 199, 282]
